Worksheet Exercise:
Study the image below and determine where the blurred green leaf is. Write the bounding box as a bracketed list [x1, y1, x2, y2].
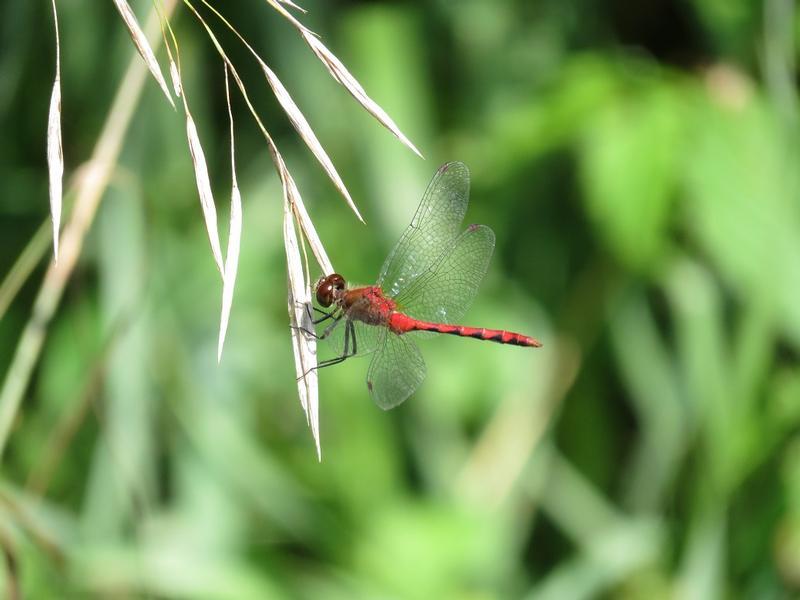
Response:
[684, 90, 800, 348]
[580, 81, 686, 271]
[355, 501, 509, 599]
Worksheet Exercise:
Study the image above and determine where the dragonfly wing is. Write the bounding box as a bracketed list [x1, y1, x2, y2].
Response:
[366, 332, 426, 410]
[394, 223, 495, 324]
[322, 315, 385, 359]
[377, 162, 471, 298]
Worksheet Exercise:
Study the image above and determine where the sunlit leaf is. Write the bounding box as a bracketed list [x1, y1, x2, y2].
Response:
[685, 90, 800, 347]
[580, 84, 685, 271]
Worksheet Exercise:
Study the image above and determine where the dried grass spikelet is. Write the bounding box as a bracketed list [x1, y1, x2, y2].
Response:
[46, 0, 63, 262]
[122, 0, 424, 456]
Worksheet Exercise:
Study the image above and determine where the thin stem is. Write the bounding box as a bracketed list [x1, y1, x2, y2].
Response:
[0, 220, 51, 320]
[0, 0, 179, 460]
[0, 525, 20, 600]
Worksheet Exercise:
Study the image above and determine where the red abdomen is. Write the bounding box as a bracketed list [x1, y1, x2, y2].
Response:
[388, 313, 541, 347]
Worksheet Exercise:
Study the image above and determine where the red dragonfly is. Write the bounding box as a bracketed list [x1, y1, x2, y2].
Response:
[311, 161, 541, 409]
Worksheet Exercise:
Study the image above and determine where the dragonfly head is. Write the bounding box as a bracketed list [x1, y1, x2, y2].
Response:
[316, 273, 346, 307]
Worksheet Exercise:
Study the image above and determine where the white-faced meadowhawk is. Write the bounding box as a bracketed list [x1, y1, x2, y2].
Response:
[310, 161, 541, 409]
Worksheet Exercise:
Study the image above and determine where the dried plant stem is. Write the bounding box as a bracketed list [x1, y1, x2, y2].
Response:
[218, 65, 243, 362]
[0, 220, 51, 320]
[182, 0, 333, 274]
[47, 0, 63, 261]
[0, 524, 20, 600]
[0, 488, 64, 565]
[197, 0, 362, 221]
[455, 338, 580, 508]
[0, 0, 179, 460]
[25, 342, 109, 495]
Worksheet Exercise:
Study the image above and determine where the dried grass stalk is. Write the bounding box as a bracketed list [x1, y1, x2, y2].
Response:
[186, 2, 334, 276]
[157, 5, 182, 99]
[258, 59, 363, 221]
[301, 30, 423, 158]
[181, 4, 326, 453]
[288, 174, 333, 276]
[276, 0, 306, 14]
[218, 66, 242, 362]
[284, 197, 321, 460]
[261, 0, 422, 157]
[47, 0, 63, 262]
[113, 0, 176, 108]
[185, 113, 225, 275]
[0, 0, 180, 459]
[169, 61, 182, 98]
[181, 1, 427, 455]
[198, 0, 363, 221]
[263, 0, 310, 34]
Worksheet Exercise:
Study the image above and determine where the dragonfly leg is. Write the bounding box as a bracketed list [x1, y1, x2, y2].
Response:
[294, 302, 335, 324]
[290, 323, 318, 338]
[319, 314, 345, 340]
[297, 320, 356, 380]
[312, 307, 337, 325]
[290, 308, 341, 339]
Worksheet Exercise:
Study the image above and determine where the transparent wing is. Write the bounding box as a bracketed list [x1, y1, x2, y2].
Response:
[394, 224, 495, 325]
[321, 313, 386, 359]
[377, 162, 471, 298]
[366, 332, 426, 410]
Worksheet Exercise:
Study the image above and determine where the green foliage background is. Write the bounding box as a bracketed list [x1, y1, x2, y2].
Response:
[2, 0, 800, 598]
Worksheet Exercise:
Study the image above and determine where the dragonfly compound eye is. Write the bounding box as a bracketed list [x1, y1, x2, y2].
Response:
[316, 274, 346, 307]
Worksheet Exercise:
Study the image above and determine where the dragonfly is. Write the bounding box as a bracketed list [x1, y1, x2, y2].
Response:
[310, 161, 541, 409]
